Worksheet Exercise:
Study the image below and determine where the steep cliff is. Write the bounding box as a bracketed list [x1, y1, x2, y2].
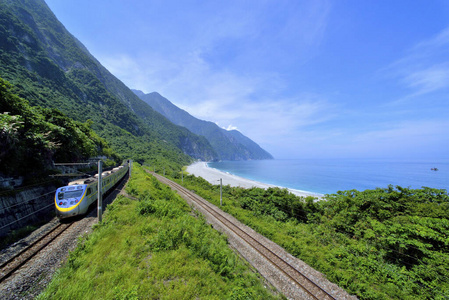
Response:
[0, 0, 217, 167]
[133, 90, 273, 161]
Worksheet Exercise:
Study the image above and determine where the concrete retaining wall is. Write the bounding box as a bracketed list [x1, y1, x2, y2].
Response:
[0, 184, 58, 237]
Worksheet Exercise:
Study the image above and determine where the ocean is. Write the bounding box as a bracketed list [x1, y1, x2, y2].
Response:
[208, 159, 449, 195]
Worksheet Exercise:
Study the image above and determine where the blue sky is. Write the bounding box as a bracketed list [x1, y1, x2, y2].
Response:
[45, 0, 449, 160]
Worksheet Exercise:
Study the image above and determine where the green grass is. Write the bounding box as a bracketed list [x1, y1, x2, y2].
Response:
[172, 173, 449, 300]
[38, 164, 282, 300]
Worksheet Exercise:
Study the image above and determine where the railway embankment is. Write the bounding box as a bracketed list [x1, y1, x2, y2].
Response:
[9, 161, 446, 299]
[171, 171, 449, 299]
[0, 172, 128, 299]
[151, 171, 354, 299]
[37, 163, 281, 299]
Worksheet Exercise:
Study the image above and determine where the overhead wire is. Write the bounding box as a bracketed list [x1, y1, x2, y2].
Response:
[0, 190, 56, 212]
[0, 202, 54, 231]
[0, 179, 59, 197]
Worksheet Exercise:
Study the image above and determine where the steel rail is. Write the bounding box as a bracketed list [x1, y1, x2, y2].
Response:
[0, 223, 62, 270]
[151, 172, 336, 300]
[0, 222, 73, 284]
[0, 168, 128, 285]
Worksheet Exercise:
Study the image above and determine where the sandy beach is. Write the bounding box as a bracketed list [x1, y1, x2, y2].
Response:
[186, 162, 323, 198]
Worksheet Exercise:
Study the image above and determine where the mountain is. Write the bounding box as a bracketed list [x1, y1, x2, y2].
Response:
[0, 0, 218, 170]
[0, 76, 121, 179]
[132, 90, 274, 161]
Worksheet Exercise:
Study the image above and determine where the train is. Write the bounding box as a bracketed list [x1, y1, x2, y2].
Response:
[55, 162, 129, 219]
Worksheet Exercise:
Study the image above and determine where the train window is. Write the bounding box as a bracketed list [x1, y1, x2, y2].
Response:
[86, 188, 91, 196]
[59, 190, 83, 199]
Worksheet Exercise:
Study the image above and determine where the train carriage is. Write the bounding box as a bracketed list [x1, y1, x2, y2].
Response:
[55, 163, 128, 219]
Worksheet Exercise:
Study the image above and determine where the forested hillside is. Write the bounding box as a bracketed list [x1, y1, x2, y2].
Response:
[133, 90, 274, 161]
[0, 76, 119, 180]
[0, 0, 217, 173]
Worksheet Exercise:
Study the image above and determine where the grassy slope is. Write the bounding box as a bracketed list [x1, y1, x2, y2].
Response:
[38, 164, 283, 300]
[173, 174, 449, 300]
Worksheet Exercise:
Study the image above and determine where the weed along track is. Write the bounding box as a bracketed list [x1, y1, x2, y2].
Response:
[0, 173, 130, 299]
[149, 171, 354, 300]
[0, 223, 73, 284]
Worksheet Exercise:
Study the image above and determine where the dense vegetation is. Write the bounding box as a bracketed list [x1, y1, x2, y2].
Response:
[39, 164, 282, 299]
[3, 1, 447, 298]
[0, 0, 216, 175]
[173, 173, 449, 299]
[0, 76, 119, 179]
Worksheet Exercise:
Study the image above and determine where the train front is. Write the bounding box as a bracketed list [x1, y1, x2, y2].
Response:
[55, 184, 87, 219]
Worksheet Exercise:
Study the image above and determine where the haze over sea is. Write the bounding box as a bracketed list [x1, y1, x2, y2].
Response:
[208, 159, 449, 195]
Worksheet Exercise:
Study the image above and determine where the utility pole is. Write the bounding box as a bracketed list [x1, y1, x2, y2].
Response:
[129, 159, 132, 177]
[219, 178, 222, 206]
[97, 160, 103, 222]
[181, 170, 183, 184]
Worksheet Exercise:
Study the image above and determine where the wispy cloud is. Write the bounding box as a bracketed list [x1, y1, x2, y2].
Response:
[410, 27, 449, 56]
[272, 118, 449, 159]
[353, 119, 448, 144]
[208, 94, 339, 150]
[224, 124, 238, 131]
[347, 119, 449, 158]
[402, 63, 449, 96]
[47, 0, 449, 160]
[93, 0, 347, 159]
[96, 0, 333, 151]
[388, 26, 449, 99]
[100, 46, 338, 150]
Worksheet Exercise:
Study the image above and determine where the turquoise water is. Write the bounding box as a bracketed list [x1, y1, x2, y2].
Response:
[208, 159, 449, 195]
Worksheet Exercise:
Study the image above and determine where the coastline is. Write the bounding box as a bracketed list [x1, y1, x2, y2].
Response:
[186, 162, 324, 199]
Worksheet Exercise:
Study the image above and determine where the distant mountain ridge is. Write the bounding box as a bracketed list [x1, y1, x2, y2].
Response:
[0, 0, 218, 168]
[132, 90, 274, 161]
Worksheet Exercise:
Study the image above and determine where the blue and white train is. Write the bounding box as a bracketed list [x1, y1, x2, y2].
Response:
[55, 162, 128, 219]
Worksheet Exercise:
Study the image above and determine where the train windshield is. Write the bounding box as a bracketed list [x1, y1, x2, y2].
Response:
[58, 189, 84, 200]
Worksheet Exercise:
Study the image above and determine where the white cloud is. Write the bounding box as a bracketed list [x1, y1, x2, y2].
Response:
[224, 125, 238, 131]
[270, 118, 449, 159]
[97, 14, 449, 160]
[95, 0, 332, 100]
[91, 1, 338, 158]
[402, 63, 449, 96]
[344, 119, 449, 158]
[98, 45, 340, 156]
[410, 27, 449, 56]
[353, 119, 447, 144]
[388, 26, 449, 98]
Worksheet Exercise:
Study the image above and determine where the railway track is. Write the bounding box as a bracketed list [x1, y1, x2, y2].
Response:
[150, 171, 337, 300]
[0, 172, 131, 299]
[0, 222, 72, 284]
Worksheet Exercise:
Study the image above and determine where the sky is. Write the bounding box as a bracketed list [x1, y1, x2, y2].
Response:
[44, 0, 449, 160]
